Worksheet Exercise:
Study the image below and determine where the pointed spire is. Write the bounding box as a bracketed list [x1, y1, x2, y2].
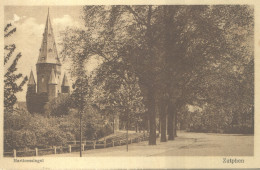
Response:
[37, 8, 61, 65]
[62, 73, 69, 87]
[48, 68, 57, 84]
[28, 70, 36, 85]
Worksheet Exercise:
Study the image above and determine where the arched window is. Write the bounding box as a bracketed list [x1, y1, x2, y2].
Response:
[41, 76, 44, 83]
[48, 49, 52, 52]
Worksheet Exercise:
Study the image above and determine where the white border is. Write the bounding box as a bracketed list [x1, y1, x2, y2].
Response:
[0, 0, 259, 169]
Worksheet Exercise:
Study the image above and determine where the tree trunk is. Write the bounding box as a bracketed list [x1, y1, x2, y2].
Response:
[127, 112, 129, 151]
[158, 115, 161, 134]
[168, 103, 175, 140]
[148, 89, 157, 145]
[167, 112, 170, 135]
[147, 119, 150, 133]
[149, 111, 156, 145]
[113, 116, 115, 134]
[173, 110, 176, 138]
[174, 112, 177, 137]
[160, 113, 167, 142]
[160, 103, 167, 142]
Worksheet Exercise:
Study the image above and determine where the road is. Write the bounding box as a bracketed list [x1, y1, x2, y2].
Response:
[45, 131, 253, 157]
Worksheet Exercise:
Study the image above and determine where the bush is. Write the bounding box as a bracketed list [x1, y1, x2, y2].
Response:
[96, 124, 113, 139]
[26, 114, 76, 148]
[4, 107, 113, 152]
[4, 109, 76, 151]
[4, 109, 31, 131]
[45, 94, 71, 117]
[4, 129, 36, 151]
[181, 106, 253, 134]
[67, 107, 113, 140]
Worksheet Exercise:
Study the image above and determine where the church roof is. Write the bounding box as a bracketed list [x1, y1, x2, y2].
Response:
[48, 68, 57, 84]
[37, 8, 61, 65]
[28, 70, 36, 85]
[62, 73, 69, 87]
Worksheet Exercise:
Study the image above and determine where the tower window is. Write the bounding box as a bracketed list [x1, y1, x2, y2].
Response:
[41, 76, 44, 83]
[42, 57, 45, 60]
[48, 49, 52, 52]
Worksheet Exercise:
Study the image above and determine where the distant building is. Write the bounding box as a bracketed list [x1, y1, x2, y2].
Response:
[26, 10, 70, 113]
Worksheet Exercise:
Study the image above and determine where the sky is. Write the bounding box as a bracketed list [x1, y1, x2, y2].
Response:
[4, 6, 100, 101]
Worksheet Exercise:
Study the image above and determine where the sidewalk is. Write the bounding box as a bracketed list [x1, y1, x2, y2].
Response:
[44, 131, 253, 157]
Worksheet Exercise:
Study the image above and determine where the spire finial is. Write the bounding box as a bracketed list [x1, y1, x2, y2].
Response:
[37, 6, 61, 65]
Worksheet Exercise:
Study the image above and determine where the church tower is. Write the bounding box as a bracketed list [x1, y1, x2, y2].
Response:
[26, 70, 37, 113]
[27, 70, 36, 94]
[48, 68, 58, 100]
[61, 73, 70, 94]
[36, 8, 62, 95]
[26, 9, 70, 114]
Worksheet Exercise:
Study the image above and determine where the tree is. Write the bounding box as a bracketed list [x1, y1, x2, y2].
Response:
[180, 6, 254, 133]
[153, 5, 254, 136]
[60, 27, 94, 156]
[79, 6, 161, 145]
[91, 59, 147, 128]
[4, 23, 28, 111]
[60, 5, 254, 149]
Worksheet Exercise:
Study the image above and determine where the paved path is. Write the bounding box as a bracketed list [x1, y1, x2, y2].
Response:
[45, 131, 253, 157]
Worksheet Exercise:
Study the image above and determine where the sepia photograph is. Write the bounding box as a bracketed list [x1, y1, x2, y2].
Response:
[1, 1, 258, 169]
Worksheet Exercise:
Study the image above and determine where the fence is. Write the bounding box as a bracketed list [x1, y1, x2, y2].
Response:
[4, 132, 151, 157]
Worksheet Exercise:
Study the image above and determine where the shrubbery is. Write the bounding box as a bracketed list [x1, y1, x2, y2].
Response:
[45, 94, 71, 117]
[4, 107, 113, 152]
[4, 129, 37, 150]
[4, 109, 75, 151]
[179, 105, 254, 134]
[71, 107, 113, 140]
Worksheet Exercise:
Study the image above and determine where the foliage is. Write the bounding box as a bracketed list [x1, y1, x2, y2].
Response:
[4, 129, 37, 150]
[4, 109, 74, 151]
[72, 106, 113, 140]
[4, 108, 31, 131]
[45, 94, 72, 116]
[4, 23, 28, 111]
[90, 68, 146, 131]
[179, 104, 253, 134]
[4, 106, 114, 151]
[59, 5, 254, 142]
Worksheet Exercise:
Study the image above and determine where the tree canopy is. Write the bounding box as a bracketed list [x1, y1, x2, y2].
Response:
[60, 5, 254, 145]
[4, 24, 28, 111]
